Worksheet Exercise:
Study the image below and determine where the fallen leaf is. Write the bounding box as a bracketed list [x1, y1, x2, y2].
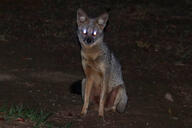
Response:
[16, 117, 25, 122]
[136, 40, 151, 49]
[0, 117, 5, 121]
[168, 107, 172, 115]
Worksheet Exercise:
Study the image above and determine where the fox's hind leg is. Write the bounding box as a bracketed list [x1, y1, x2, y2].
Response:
[106, 85, 128, 113]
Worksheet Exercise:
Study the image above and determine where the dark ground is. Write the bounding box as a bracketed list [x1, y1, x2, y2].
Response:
[0, 0, 192, 127]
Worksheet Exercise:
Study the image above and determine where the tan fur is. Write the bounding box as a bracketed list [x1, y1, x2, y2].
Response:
[81, 45, 107, 116]
[81, 44, 123, 117]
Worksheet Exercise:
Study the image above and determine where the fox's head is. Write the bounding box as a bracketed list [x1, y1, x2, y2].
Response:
[77, 9, 108, 47]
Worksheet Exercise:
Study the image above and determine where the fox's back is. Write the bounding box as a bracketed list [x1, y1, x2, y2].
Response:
[109, 53, 124, 88]
[100, 43, 124, 91]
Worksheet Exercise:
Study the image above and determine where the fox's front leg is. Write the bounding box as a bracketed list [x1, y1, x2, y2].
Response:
[98, 72, 109, 117]
[81, 76, 93, 115]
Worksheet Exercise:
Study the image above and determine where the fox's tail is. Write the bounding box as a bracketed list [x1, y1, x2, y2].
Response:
[70, 80, 82, 95]
[117, 89, 128, 113]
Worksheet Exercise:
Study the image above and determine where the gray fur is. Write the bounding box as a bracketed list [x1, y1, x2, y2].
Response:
[77, 8, 128, 114]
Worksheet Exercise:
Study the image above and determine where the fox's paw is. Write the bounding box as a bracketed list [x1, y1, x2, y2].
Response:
[98, 114, 105, 122]
[80, 110, 87, 116]
[98, 111, 104, 117]
[98, 106, 104, 117]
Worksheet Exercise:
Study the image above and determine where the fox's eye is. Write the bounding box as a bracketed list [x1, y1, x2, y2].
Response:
[82, 29, 87, 35]
[92, 31, 97, 36]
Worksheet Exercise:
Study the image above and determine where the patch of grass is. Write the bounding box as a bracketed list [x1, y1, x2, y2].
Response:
[0, 104, 73, 128]
[65, 122, 72, 128]
[0, 104, 52, 128]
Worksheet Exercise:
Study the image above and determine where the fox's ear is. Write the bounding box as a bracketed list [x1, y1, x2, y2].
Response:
[96, 13, 109, 29]
[77, 8, 88, 26]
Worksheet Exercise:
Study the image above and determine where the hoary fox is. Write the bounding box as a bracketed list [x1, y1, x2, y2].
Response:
[76, 8, 128, 117]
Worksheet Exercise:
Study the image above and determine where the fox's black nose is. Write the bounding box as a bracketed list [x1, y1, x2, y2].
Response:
[86, 37, 93, 44]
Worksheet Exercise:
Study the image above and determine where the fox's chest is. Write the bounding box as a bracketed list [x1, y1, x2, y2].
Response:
[82, 55, 100, 70]
[81, 50, 104, 72]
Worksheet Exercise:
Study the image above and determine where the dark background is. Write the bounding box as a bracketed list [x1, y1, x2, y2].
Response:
[0, 0, 191, 127]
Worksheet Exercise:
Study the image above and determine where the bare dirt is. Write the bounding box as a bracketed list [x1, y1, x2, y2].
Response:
[0, 0, 192, 128]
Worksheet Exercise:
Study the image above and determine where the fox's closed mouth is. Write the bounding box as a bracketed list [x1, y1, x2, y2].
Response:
[83, 37, 94, 44]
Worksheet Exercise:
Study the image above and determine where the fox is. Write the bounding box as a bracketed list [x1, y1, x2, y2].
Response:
[76, 8, 128, 117]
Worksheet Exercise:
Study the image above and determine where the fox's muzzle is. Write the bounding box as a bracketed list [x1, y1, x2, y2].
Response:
[84, 37, 94, 44]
